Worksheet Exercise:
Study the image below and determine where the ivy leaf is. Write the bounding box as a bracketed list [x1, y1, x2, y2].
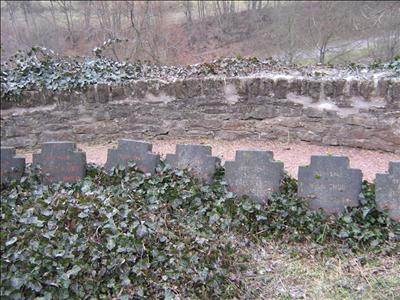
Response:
[136, 225, 148, 239]
[66, 265, 81, 278]
[209, 213, 220, 224]
[78, 211, 88, 218]
[342, 215, 353, 224]
[256, 215, 268, 222]
[6, 236, 18, 246]
[106, 238, 116, 250]
[370, 239, 380, 247]
[53, 249, 65, 258]
[11, 277, 25, 289]
[338, 230, 349, 238]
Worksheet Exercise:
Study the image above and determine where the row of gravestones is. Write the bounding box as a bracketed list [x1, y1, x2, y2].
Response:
[1, 140, 399, 221]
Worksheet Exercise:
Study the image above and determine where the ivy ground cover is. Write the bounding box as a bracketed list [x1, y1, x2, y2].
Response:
[1, 164, 399, 299]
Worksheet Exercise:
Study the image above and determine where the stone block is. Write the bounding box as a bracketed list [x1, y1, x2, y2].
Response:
[131, 80, 148, 98]
[260, 78, 274, 96]
[348, 80, 359, 96]
[96, 84, 110, 103]
[1, 147, 25, 184]
[359, 81, 374, 100]
[375, 161, 400, 221]
[33, 141, 86, 184]
[298, 155, 362, 214]
[202, 78, 225, 96]
[273, 78, 289, 99]
[324, 79, 346, 101]
[323, 80, 335, 98]
[85, 85, 97, 103]
[165, 144, 220, 184]
[105, 139, 160, 175]
[377, 79, 389, 98]
[110, 84, 126, 100]
[307, 80, 321, 100]
[247, 78, 261, 96]
[225, 150, 284, 203]
[389, 80, 400, 103]
[289, 78, 302, 95]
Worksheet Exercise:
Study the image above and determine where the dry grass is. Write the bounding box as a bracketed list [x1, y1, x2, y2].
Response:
[237, 240, 400, 300]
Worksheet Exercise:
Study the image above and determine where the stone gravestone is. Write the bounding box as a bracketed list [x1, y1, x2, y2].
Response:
[165, 144, 220, 184]
[1, 147, 25, 185]
[105, 139, 160, 175]
[298, 155, 362, 214]
[225, 150, 284, 203]
[33, 141, 86, 185]
[375, 161, 400, 221]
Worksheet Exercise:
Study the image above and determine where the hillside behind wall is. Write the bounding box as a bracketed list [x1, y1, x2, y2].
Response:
[1, 75, 399, 153]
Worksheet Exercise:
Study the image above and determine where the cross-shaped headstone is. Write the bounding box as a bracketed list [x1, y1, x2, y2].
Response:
[33, 141, 86, 185]
[165, 144, 220, 184]
[375, 161, 400, 221]
[105, 139, 160, 175]
[298, 155, 362, 214]
[225, 150, 284, 203]
[1, 147, 25, 185]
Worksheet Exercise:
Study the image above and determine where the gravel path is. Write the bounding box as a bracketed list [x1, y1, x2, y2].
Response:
[18, 139, 399, 182]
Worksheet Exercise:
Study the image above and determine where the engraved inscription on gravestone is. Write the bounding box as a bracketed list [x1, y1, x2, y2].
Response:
[165, 144, 220, 184]
[298, 155, 362, 214]
[33, 141, 86, 184]
[1, 147, 25, 184]
[375, 161, 400, 222]
[225, 150, 284, 203]
[105, 139, 160, 175]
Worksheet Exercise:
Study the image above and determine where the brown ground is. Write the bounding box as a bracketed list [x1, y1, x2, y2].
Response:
[18, 139, 399, 182]
[239, 240, 400, 299]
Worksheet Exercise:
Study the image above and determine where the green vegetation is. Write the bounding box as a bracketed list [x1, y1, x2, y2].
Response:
[0, 47, 281, 103]
[0, 47, 145, 103]
[2, 47, 399, 103]
[1, 163, 399, 299]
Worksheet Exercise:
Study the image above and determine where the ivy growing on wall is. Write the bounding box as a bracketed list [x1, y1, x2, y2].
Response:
[2, 47, 398, 103]
[0, 47, 281, 102]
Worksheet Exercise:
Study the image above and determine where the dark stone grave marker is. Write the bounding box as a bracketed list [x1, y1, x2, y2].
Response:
[225, 150, 284, 203]
[105, 139, 160, 175]
[165, 144, 220, 184]
[298, 155, 362, 214]
[1, 147, 25, 184]
[375, 161, 400, 221]
[33, 141, 86, 184]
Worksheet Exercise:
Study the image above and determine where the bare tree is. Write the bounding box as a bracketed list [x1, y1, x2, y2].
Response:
[248, 0, 263, 10]
[1, 0, 399, 65]
[196, 1, 207, 20]
[81, 1, 92, 28]
[183, 1, 193, 25]
[305, 2, 350, 64]
[49, 1, 58, 26]
[4, 1, 25, 45]
[20, 1, 33, 27]
[212, 1, 237, 34]
[362, 2, 400, 61]
[53, 1, 76, 46]
[282, 13, 298, 63]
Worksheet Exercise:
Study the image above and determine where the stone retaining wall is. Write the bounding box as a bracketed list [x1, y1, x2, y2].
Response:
[1, 76, 399, 152]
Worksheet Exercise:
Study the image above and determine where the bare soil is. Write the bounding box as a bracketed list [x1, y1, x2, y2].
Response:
[18, 139, 399, 182]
